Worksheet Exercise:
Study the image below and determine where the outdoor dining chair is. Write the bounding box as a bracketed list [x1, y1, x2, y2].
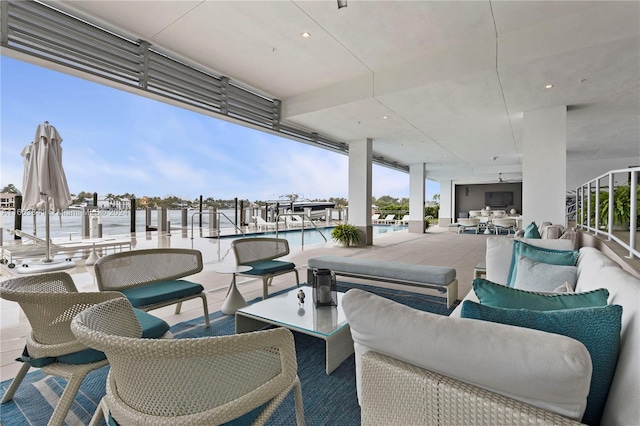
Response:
[0, 273, 125, 426]
[71, 297, 305, 425]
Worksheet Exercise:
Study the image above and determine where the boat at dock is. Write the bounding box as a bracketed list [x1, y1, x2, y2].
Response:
[268, 201, 336, 220]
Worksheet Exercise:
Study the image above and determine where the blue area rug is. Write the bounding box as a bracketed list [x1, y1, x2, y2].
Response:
[0, 282, 456, 425]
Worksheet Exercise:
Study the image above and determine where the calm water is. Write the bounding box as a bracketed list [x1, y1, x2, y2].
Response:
[1, 209, 406, 245]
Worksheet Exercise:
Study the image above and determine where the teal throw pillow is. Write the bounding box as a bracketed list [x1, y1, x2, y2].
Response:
[472, 278, 609, 310]
[461, 301, 622, 426]
[507, 240, 579, 287]
[523, 221, 541, 239]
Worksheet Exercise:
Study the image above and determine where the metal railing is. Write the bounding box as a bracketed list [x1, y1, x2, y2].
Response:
[576, 167, 639, 259]
[190, 211, 245, 260]
[275, 212, 327, 250]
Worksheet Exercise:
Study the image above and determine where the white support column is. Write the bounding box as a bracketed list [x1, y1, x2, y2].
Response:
[439, 180, 453, 227]
[522, 106, 567, 226]
[409, 163, 426, 233]
[349, 138, 373, 245]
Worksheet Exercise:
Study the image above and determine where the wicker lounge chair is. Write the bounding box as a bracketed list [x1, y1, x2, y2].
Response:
[0, 272, 167, 426]
[71, 298, 305, 426]
[94, 248, 210, 327]
[231, 238, 299, 299]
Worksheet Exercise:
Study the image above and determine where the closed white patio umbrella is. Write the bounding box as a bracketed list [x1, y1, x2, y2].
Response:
[20, 121, 73, 265]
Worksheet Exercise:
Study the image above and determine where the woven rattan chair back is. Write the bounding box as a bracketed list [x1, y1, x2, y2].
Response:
[94, 248, 203, 291]
[231, 238, 291, 265]
[72, 298, 305, 425]
[0, 272, 123, 426]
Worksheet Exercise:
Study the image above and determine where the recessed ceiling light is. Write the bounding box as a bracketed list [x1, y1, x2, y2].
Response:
[301, 32, 311, 38]
[545, 84, 554, 89]
[382, 116, 388, 119]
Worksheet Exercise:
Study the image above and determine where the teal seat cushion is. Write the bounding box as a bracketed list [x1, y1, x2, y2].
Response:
[57, 348, 106, 365]
[134, 308, 170, 338]
[20, 346, 105, 367]
[244, 260, 295, 275]
[507, 240, 579, 287]
[523, 221, 541, 239]
[46, 311, 169, 365]
[461, 301, 622, 426]
[19, 309, 169, 369]
[121, 280, 204, 308]
[473, 278, 609, 310]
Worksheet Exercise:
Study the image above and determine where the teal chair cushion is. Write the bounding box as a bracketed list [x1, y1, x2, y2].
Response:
[21, 309, 169, 367]
[461, 301, 622, 426]
[57, 348, 107, 365]
[121, 280, 204, 308]
[244, 260, 295, 275]
[134, 308, 171, 338]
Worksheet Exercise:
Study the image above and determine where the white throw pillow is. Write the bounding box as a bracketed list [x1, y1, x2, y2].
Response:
[513, 255, 578, 292]
[342, 288, 592, 422]
[485, 237, 576, 285]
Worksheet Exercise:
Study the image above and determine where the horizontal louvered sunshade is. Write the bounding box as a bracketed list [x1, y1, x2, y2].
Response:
[1, 0, 409, 172]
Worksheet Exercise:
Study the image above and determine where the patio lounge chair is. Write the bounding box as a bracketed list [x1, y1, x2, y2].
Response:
[71, 297, 305, 426]
[371, 214, 381, 224]
[0, 229, 131, 268]
[0, 272, 169, 426]
[398, 215, 410, 225]
[253, 216, 278, 231]
[289, 215, 313, 228]
[380, 214, 396, 224]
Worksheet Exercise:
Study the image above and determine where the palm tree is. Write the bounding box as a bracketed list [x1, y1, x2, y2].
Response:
[1, 184, 21, 194]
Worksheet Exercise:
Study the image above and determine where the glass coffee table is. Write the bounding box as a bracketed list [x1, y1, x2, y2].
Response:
[235, 286, 353, 375]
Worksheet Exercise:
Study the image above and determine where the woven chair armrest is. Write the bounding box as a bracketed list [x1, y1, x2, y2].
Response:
[361, 351, 585, 426]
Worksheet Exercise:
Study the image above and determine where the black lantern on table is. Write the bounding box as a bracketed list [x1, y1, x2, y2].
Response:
[312, 268, 337, 307]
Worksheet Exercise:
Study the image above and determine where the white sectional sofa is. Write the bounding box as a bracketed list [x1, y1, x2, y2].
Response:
[343, 237, 639, 426]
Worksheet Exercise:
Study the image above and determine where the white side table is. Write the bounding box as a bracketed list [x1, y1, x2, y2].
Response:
[215, 265, 253, 315]
[474, 262, 486, 279]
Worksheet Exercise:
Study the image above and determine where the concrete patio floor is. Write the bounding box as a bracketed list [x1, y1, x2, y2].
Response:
[0, 226, 490, 382]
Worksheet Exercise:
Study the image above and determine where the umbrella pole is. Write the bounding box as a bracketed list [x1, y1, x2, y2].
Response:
[44, 194, 52, 263]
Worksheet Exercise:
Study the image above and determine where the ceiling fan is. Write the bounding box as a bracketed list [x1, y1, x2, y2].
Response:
[497, 173, 518, 184]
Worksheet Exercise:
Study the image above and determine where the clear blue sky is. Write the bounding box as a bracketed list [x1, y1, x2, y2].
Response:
[1, 56, 439, 202]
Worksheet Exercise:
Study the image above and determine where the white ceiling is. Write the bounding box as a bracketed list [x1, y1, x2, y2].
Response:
[53, 0, 640, 183]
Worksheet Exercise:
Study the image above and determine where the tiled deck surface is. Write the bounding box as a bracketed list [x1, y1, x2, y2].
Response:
[0, 226, 489, 382]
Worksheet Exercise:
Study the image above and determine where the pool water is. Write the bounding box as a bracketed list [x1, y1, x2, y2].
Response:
[227, 224, 408, 247]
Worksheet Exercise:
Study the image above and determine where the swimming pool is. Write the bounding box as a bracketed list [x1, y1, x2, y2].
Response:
[225, 224, 408, 247]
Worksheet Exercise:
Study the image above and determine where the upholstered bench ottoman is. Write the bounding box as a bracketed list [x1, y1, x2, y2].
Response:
[307, 256, 458, 308]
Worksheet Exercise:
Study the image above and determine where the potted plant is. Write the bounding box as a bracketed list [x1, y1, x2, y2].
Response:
[331, 223, 362, 247]
[597, 183, 639, 230]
